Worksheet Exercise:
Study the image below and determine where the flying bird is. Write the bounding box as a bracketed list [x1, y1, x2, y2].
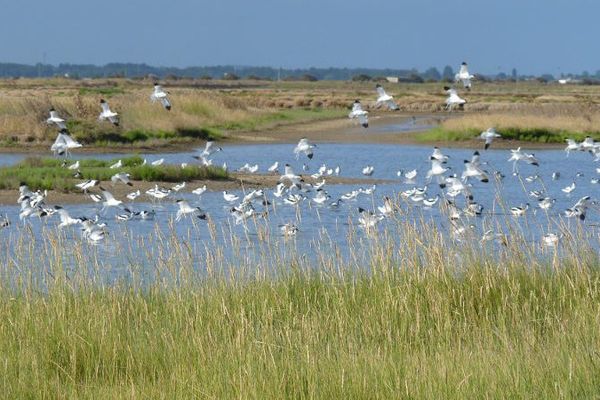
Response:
[46, 108, 67, 130]
[50, 129, 82, 157]
[294, 138, 316, 160]
[98, 99, 119, 126]
[375, 84, 399, 110]
[455, 62, 475, 90]
[443, 87, 466, 111]
[150, 83, 171, 110]
[480, 128, 501, 150]
[348, 100, 369, 128]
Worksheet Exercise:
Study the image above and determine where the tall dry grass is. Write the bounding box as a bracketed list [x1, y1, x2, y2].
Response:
[0, 212, 599, 398]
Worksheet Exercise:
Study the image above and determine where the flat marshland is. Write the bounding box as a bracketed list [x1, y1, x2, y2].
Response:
[3, 78, 600, 149]
[4, 78, 600, 398]
[2, 219, 600, 398]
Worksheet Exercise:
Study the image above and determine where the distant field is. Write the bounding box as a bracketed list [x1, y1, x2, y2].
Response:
[2, 78, 600, 147]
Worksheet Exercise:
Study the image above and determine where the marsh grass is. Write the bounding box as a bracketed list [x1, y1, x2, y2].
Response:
[421, 103, 600, 143]
[0, 81, 350, 147]
[1, 215, 600, 398]
[0, 156, 228, 191]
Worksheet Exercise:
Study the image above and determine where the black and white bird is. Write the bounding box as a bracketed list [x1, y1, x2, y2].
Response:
[111, 172, 133, 186]
[98, 99, 119, 126]
[175, 200, 206, 222]
[75, 179, 99, 193]
[357, 207, 384, 229]
[375, 84, 399, 110]
[198, 141, 223, 158]
[50, 129, 82, 157]
[455, 62, 475, 90]
[54, 206, 83, 228]
[294, 138, 316, 160]
[348, 100, 369, 128]
[508, 147, 539, 172]
[99, 187, 123, 211]
[443, 87, 466, 111]
[46, 108, 67, 130]
[150, 83, 171, 110]
[480, 128, 501, 150]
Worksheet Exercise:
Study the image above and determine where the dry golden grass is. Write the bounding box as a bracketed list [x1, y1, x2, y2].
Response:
[442, 103, 600, 133]
[3, 78, 600, 146]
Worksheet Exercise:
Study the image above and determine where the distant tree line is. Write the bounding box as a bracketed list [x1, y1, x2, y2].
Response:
[0, 62, 594, 82]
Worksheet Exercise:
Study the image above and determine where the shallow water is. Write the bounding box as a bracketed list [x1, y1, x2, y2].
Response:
[1, 141, 599, 283]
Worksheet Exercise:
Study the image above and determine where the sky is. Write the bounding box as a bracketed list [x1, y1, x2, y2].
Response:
[1, 0, 599, 75]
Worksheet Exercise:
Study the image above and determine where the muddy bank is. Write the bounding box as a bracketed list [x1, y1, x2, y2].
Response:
[0, 173, 393, 205]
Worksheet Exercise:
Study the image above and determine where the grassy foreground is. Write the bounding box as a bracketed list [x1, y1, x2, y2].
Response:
[0, 156, 228, 191]
[2, 261, 600, 398]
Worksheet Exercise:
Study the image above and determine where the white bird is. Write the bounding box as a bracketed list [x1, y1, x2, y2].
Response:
[358, 207, 384, 229]
[538, 197, 555, 210]
[404, 169, 417, 183]
[50, 129, 82, 157]
[273, 183, 286, 198]
[126, 190, 141, 201]
[455, 62, 475, 90]
[67, 160, 80, 170]
[375, 84, 399, 110]
[99, 187, 123, 211]
[98, 99, 119, 126]
[565, 196, 591, 221]
[542, 233, 559, 247]
[510, 204, 529, 217]
[75, 179, 98, 193]
[279, 164, 302, 186]
[151, 158, 164, 167]
[565, 139, 581, 156]
[54, 206, 82, 228]
[268, 161, 279, 173]
[150, 83, 171, 110]
[171, 182, 186, 192]
[242, 189, 264, 204]
[111, 172, 133, 186]
[580, 136, 596, 152]
[237, 163, 257, 173]
[294, 138, 316, 160]
[562, 182, 576, 194]
[508, 147, 539, 172]
[444, 86, 466, 111]
[198, 141, 223, 158]
[461, 159, 489, 183]
[480, 128, 501, 150]
[312, 189, 330, 205]
[192, 185, 207, 196]
[348, 100, 369, 128]
[175, 200, 206, 222]
[423, 196, 440, 208]
[362, 165, 374, 176]
[426, 159, 450, 183]
[146, 185, 171, 201]
[377, 196, 395, 216]
[81, 220, 106, 243]
[284, 194, 304, 206]
[431, 147, 449, 162]
[109, 160, 122, 169]
[280, 223, 299, 237]
[46, 108, 67, 129]
[223, 191, 239, 203]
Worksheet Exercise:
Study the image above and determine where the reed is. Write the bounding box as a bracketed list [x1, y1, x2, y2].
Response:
[0, 210, 599, 398]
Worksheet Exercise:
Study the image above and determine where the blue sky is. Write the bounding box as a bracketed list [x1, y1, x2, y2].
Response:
[1, 0, 598, 75]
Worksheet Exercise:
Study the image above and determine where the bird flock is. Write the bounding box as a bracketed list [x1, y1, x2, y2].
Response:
[4, 64, 600, 250]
